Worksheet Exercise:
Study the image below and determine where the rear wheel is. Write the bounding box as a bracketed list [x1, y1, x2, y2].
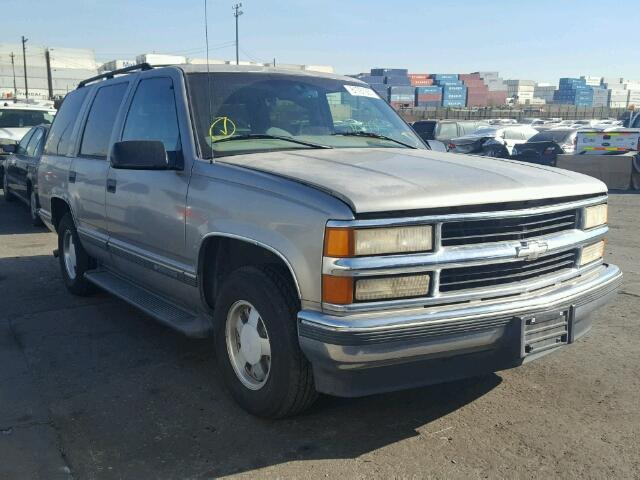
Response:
[213, 266, 317, 418]
[3, 171, 14, 202]
[29, 190, 43, 226]
[57, 213, 96, 296]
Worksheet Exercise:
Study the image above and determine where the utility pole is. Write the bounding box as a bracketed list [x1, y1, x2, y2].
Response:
[9, 53, 17, 100]
[232, 3, 243, 65]
[21, 36, 29, 101]
[45, 49, 54, 100]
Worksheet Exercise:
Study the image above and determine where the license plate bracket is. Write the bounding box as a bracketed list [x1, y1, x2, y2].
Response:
[519, 307, 574, 358]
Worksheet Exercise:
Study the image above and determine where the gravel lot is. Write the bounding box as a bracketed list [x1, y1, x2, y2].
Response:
[0, 190, 638, 480]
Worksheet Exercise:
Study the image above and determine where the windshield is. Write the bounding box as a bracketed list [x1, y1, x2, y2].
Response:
[0, 109, 55, 128]
[187, 73, 425, 158]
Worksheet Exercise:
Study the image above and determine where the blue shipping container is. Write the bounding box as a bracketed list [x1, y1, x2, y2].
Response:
[415, 86, 443, 94]
[433, 74, 459, 80]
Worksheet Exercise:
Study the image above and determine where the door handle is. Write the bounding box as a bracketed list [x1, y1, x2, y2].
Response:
[106, 178, 117, 193]
[68, 170, 76, 183]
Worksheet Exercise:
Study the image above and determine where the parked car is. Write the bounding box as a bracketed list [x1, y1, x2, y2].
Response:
[411, 120, 489, 145]
[38, 64, 620, 417]
[2, 124, 49, 225]
[448, 125, 539, 157]
[511, 128, 577, 166]
[0, 102, 56, 143]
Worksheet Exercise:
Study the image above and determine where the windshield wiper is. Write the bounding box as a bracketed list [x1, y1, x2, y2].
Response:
[332, 131, 417, 149]
[212, 134, 332, 149]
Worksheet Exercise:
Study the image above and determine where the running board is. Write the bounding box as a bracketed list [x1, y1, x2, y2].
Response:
[84, 270, 212, 338]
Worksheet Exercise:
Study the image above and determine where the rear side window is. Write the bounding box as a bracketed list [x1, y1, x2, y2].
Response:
[437, 123, 457, 139]
[26, 128, 44, 156]
[122, 77, 181, 152]
[44, 88, 88, 156]
[80, 83, 128, 159]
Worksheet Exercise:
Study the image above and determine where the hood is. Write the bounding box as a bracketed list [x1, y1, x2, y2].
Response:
[0, 127, 29, 142]
[220, 148, 606, 214]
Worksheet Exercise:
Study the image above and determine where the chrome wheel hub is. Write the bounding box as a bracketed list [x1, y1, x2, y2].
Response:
[62, 230, 77, 280]
[225, 300, 271, 390]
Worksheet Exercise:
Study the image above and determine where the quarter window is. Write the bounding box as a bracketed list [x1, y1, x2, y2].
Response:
[122, 77, 181, 152]
[44, 88, 88, 156]
[80, 83, 128, 159]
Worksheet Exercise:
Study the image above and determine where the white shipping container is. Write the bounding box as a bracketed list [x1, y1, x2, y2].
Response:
[187, 58, 226, 65]
[135, 53, 187, 65]
[624, 82, 640, 90]
[609, 101, 628, 108]
[304, 65, 334, 73]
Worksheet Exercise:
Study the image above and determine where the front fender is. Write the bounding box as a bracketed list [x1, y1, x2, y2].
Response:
[186, 162, 355, 305]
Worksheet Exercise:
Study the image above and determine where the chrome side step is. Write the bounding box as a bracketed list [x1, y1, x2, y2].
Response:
[84, 270, 212, 338]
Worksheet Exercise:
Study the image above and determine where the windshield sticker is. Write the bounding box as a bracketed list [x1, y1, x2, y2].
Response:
[344, 85, 380, 99]
[209, 116, 237, 142]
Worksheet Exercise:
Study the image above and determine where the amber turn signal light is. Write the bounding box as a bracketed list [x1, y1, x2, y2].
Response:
[322, 275, 354, 305]
[324, 227, 354, 257]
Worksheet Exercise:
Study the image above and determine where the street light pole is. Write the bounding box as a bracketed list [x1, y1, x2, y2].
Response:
[232, 3, 243, 65]
[21, 36, 29, 101]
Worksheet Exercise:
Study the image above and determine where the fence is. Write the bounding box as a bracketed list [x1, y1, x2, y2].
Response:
[398, 105, 629, 122]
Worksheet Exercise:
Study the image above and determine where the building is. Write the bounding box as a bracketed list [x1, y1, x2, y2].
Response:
[506, 79, 536, 104]
[533, 83, 556, 103]
[0, 43, 97, 100]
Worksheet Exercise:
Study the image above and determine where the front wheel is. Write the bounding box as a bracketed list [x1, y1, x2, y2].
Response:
[57, 213, 96, 296]
[213, 266, 317, 418]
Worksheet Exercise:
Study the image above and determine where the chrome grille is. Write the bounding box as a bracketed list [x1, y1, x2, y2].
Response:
[439, 250, 578, 293]
[441, 210, 578, 246]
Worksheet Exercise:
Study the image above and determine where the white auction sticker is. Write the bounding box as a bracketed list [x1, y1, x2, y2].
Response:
[344, 85, 380, 99]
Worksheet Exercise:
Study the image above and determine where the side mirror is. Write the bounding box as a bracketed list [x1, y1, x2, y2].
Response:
[111, 140, 176, 170]
[1, 144, 16, 154]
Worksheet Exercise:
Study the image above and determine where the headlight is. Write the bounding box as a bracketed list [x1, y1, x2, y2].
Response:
[579, 240, 605, 266]
[582, 204, 608, 229]
[324, 225, 434, 257]
[355, 274, 430, 301]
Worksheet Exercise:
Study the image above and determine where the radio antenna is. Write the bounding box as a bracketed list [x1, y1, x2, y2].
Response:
[204, 0, 214, 163]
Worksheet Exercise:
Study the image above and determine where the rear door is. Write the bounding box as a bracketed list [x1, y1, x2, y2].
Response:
[18, 127, 46, 196]
[70, 81, 130, 257]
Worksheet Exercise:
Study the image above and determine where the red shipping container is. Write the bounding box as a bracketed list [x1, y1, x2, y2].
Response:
[408, 73, 430, 80]
[410, 79, 434, 86]
[459, 73, 482, 81]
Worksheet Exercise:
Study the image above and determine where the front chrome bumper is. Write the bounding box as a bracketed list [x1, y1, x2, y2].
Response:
[298, 263, 622, 397]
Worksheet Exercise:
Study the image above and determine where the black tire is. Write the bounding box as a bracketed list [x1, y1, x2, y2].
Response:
[57, 213, 96, 296]
[3, 171, 14, 202]
[29, 189, 43, 226]
[213, 266, 317, 418]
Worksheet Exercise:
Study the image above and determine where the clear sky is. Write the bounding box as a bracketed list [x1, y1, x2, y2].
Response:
[3, 0, 638, 83]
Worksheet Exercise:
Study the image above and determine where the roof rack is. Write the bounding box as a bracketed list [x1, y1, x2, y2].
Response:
[77, 63, 153, 88]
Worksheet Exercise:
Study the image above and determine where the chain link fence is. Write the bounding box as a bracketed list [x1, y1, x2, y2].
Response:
[398, 105, 629, 122]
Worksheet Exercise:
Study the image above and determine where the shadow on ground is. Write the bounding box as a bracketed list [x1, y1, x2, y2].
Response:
[0, 247, 502, 478]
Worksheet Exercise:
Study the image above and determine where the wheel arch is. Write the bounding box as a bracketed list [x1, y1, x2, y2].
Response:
[197, 233, 302, 313]
[50, 195, 73, 232]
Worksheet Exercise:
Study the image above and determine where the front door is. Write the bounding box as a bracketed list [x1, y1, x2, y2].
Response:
[105, 74, 192, 303]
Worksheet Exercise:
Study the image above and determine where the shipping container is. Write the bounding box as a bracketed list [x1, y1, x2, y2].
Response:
[371, 68, 408, 76]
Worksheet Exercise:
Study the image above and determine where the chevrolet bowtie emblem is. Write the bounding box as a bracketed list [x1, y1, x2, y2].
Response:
[516, 240, 549, 261]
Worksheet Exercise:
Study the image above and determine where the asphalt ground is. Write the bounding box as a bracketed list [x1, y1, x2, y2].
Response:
[0, 189, 638, 479]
